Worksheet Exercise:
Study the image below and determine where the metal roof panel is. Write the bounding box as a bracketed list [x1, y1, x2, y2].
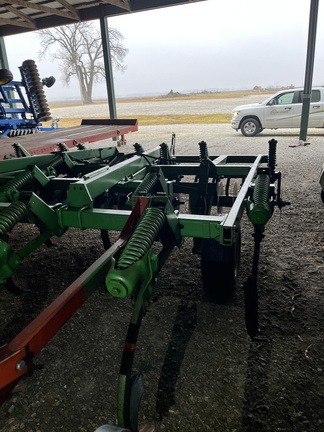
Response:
[0, 0, 205, 37]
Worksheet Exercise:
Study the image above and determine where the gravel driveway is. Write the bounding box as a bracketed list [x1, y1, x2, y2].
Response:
[50, 94, 272, 118]
[50, 92, 324, 151]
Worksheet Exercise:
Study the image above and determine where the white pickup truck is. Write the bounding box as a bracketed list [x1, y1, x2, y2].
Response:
[231, 87, 324, 137]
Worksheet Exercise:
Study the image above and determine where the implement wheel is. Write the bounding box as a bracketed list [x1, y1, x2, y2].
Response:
[201, 230, 241, 303]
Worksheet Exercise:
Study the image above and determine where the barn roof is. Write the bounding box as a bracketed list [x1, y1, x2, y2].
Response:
[0, 0, 205, 37]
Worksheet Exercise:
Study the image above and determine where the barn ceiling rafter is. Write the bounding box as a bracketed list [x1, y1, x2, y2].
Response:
[0, 0, 205, 37]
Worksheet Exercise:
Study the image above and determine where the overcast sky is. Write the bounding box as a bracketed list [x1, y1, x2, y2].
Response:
[3, 0, 324, 100]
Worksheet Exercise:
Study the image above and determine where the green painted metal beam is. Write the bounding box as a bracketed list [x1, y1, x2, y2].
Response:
[67, 147, 161, 207]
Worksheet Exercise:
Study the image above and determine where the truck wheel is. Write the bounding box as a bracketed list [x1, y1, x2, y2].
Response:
[240, 118, 261, 137]
[0, 69, 13, 85]
[201, 230, 241, 303]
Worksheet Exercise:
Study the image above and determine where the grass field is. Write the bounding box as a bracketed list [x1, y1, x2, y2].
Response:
[48, 90, 271, 128]
[54, 113, 232, 128]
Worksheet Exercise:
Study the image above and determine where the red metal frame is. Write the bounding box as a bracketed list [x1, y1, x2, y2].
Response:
[0, 119, 138, 158]
[0, 198, 149, 405]
[0, 240, 124, 403]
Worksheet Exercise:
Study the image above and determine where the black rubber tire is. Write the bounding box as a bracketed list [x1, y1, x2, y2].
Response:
[21, 60, 39, 75]
[201, 230, 241, 303]
[321, 189, 324, 203]
[43, 76, 56, 88]
[240, 118, 261, 137]
[0, 69, 13, 85]
[22, 59, 36, 67]
[34, 103, 50, 112]
[37, 115, 52, 122]
[27, 81, 44, 90]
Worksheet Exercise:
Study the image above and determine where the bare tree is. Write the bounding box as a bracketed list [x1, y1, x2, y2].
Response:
[37, 22, 128, 104]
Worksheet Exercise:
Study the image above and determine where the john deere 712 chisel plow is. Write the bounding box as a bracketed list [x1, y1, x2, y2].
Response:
[0, 138, 287, 431]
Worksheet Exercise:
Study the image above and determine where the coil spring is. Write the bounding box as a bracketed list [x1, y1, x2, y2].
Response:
[13, 144, 24, 158]
[0, 201, 28, 236]
[8, 129, 35, 138]
[0, 170, 33, 197]
[57, 143, 69, 152]
[199, 141, 209, 161]
[268, 139, 277, 178]
[0, 163, 58, 200]
[133, 143, 144, 154]
[12, 143, 28, 158]
[133, 172, 159, 197]
[21, 59, 52, 122]
[253, 173, 270, 205]
[160, 143, 170, 163]
[116, 207, 166, 269]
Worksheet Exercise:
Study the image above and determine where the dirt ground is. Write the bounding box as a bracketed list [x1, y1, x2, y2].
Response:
[0, 118, 324, 432]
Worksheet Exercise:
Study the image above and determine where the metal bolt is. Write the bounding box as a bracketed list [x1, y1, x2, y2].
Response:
[16, 360, 26, 371]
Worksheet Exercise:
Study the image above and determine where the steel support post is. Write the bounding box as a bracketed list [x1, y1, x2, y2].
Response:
[299, 0, 319, 142]
[99, 11, 118, 120]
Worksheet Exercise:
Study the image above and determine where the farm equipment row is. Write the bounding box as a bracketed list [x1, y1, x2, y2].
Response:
[0, 60, 139, 159]
[0, 137, 287, 431]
